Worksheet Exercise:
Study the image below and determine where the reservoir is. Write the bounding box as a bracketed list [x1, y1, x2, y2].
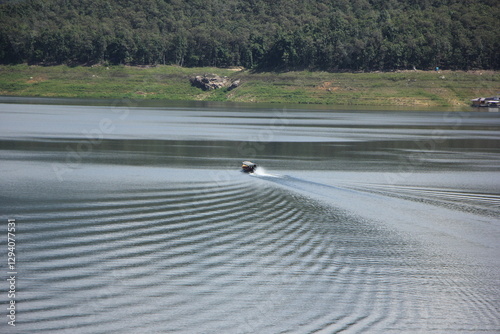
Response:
[1, 97, 499, 333]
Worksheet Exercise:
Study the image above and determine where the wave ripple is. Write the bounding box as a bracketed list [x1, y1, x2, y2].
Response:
[2, 171, 497, 334]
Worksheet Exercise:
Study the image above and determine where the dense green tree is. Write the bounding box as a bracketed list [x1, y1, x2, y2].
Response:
[0, 0, 498, 70]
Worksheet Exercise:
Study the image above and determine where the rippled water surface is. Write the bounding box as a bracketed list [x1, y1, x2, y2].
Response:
[1, 98, 500, 333]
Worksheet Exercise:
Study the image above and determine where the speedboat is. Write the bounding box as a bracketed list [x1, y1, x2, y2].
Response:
[241, 161, 257, 173]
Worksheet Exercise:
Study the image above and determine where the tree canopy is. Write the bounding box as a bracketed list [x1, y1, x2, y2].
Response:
[0, 0, 499, 71]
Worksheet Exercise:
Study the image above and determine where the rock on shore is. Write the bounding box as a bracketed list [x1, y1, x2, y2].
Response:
[190, 74, 240, 91]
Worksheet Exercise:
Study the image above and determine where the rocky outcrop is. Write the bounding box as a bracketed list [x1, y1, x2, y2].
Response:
[227, 79, 240, 91]
[190, 74, 240, 91]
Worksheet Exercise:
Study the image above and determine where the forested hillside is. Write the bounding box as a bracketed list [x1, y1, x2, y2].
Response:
[0, 0, 499, 71]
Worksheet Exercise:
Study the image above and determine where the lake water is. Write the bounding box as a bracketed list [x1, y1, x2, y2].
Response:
[1, 97, 499, 333]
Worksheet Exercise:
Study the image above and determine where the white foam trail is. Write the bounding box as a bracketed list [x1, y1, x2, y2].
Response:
[252, 167, 281, 178]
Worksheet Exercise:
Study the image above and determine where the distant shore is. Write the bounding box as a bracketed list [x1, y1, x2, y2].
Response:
[1, 64, 498, 107]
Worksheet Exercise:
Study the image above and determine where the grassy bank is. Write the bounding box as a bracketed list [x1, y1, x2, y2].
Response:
[1, 64, 499, 107]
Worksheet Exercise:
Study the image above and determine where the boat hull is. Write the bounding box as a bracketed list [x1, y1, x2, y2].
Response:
[241, 161, 257, 173]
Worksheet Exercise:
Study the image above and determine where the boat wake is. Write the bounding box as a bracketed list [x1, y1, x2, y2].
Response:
[247, 166, 500, 261]
[250, 166, 282, 178]
[4, 162, 498, 334]
[249, 167, 358, 202]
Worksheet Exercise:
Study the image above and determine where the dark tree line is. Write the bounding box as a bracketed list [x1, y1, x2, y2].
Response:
[0, 0, 499, 70]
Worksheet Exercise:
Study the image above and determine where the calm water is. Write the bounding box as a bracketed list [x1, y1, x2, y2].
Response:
[1, 97, 499, 333]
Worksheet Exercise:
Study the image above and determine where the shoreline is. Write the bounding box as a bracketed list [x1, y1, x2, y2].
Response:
[1, 64, 499, 108]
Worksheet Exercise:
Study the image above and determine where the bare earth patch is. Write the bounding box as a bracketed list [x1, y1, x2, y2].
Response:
[317, 81, 342, 92]
[26, 76, 47, 84]
[387, 97, 435, 107]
